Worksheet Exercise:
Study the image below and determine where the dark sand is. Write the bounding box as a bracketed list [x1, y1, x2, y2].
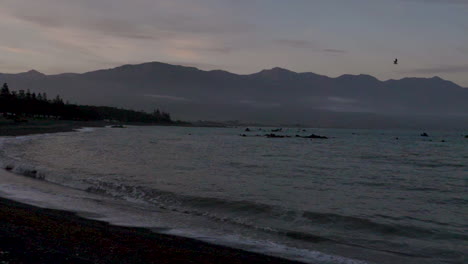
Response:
[0, 197, 302, 264]
[0, 120, 304, 264]
[0, 119, 108, 136]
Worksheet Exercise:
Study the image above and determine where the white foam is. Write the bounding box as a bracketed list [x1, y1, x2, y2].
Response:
[0, 168, 370, 264]
[164, 229, 370, 264]
[73, 127, 98, 132]
[0, 128, 375, 264]
[0, 169, 167, 226]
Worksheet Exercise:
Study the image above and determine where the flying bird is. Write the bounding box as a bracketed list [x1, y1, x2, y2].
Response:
[394, 58, 398, 65]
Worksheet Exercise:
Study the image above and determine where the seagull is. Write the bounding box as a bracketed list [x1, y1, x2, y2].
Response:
[394, 58, 398, 65]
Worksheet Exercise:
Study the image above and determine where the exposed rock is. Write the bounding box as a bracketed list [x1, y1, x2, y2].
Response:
[294, 134, 328, 139]
[302, 134, 328, 139]
[265, 133, 289, 138]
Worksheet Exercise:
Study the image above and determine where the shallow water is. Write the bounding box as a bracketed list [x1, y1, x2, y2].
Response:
[0, 126, 466, 264]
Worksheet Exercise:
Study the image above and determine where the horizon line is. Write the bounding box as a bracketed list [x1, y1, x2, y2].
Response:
[0, 60, 466, 88]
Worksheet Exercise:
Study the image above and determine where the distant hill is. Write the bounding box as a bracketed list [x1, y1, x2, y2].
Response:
[1, 62, 467, 129]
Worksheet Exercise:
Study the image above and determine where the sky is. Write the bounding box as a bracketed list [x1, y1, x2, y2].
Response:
[0, 0, 467, 86]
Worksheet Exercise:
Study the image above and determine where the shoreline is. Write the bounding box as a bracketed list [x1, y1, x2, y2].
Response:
[0, 118, 223, 138]
[0, 196, 303, 264]
[0, 119, 109, 137]
[0, 122, 306, 264]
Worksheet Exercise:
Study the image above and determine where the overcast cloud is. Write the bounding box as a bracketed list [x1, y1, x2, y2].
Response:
[0, 0, 467, 86]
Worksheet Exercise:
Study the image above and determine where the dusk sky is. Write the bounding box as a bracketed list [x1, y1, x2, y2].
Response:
[1, 0, 467, 86]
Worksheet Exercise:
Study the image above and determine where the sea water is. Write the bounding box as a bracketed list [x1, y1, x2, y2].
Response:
[0, 126, 466, 264]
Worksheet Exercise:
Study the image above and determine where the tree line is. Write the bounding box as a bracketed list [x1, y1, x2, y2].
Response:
[0, 83, 173, 123]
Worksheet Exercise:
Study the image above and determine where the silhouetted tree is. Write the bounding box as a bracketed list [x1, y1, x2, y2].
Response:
[0, 84, 174, 123]
[1, 83, 10, 96]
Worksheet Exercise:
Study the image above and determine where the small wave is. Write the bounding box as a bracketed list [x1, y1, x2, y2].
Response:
[84, 181, 468, 244]
[404, 187, 449, 192]
[1, 139, 36, 173]
[444, 197, 468, 205]
[283, 231, 332, 243]
[74, 127, 97, 132]
[0, 160, 370, 264]
[3, 153, 466, 249]
[353, 181, 387, 187]
[408, 161, 465, 168]
[1, 162, 46, 180]
[0, 163, 372, 264]
[228, 161, 265, 169]
[164, 229, 370, 264]
[302, 211, 468, 241]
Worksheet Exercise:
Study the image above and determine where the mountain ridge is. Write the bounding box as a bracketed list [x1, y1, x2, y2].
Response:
[0, 61, 467, 129]
[4, 61, 464, 88]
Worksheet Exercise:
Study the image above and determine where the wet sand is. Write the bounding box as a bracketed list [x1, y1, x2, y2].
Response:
[0, 197, 302, 264]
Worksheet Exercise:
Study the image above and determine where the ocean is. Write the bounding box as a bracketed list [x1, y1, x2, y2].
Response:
[0, 126, 466, 264]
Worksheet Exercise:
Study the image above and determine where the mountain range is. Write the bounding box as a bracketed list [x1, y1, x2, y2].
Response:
[1, 62, 467, 129]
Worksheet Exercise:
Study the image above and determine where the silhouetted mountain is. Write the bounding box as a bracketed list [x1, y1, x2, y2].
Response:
[1, 62, 467, 129]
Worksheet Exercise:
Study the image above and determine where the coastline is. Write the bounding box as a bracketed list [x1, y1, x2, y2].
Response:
[0, 119, 109, 137]
[0, 195, 302, 264]
[0, 121, 305, 264]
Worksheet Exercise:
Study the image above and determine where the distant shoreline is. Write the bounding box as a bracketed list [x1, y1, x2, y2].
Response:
[0, 119, 107, 137]
[0, 118, 197, 137]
